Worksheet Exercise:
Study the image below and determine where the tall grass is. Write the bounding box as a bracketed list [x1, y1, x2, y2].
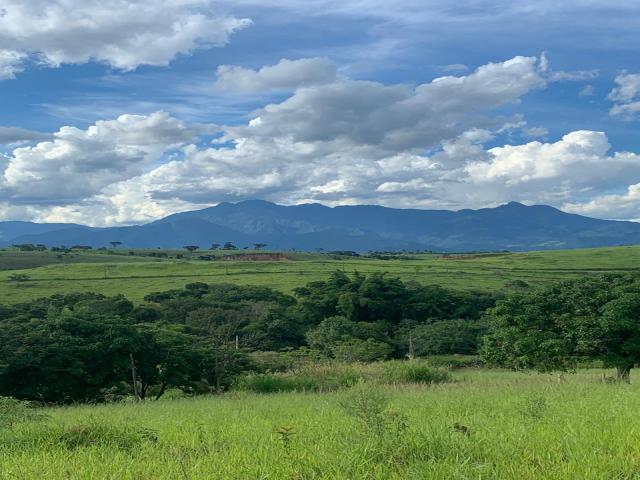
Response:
[1, 368, 639, 478]
[234, 361, 451, 393]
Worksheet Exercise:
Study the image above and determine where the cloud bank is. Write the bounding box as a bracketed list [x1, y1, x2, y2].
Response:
[2, 54, 640, 225]
[0, 0, 251, 79]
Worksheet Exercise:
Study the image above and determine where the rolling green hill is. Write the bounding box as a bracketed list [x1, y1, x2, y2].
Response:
[1, 245, 640, 303]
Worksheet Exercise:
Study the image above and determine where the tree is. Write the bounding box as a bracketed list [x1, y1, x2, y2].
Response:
[482, 274, 640, 382]
[223, 242, 238, 250]
[0, 292, 210, 403]
[184, 245, 199, 253]
[253, 243, 268, 250]
[210, 243, 221, 250]
[109, 241, 122, 248]
[129, 325, 204, 400]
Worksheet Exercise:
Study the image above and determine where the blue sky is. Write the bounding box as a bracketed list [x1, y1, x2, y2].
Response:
[1, 1, 640, 225]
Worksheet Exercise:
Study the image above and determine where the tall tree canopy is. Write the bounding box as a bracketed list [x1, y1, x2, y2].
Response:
[481, 274, 640, 381]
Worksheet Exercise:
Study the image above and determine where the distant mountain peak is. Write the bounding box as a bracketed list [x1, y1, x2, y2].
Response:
[2, 200, 639, 252]
[499, 201, 528, 209]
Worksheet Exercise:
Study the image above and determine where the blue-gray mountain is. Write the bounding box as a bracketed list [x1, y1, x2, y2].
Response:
[2, 200, 640, 252]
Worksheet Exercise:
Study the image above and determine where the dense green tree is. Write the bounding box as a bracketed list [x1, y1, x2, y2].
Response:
[482, 274, 640, 382]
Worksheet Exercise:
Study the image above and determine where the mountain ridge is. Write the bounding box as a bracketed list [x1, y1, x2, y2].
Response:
[1, 200, 639, 252]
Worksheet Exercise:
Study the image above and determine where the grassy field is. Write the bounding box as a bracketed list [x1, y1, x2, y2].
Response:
[2, 368, 638, 479]
[1, 245, 640, 303]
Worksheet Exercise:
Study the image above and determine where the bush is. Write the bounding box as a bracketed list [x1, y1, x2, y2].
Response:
[423, 355, 484, 370]
[0, 396, 42, 429]
[383, 361, 451, 384]
[234, 374, 318, 393]
[330, 339, 394, 363]
[398, 319, 486, 356]
[250, 348, 328, 373]
[339, 382, 390, 434]
[235, 364, 362, 393]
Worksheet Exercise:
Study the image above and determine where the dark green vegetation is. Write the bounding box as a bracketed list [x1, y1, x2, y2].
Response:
[5, 262, 640, 404]
[483, 274, 640, 381]
[3, 247, 640, 478]
[0, 272, 490, 403]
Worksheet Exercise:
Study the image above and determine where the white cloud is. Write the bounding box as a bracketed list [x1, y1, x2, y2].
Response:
[464, 131, 640, 207]
[579, 85, 595, 97]
[608, 72, 640, 119]
[1, 112, 213, 203]
[522, 126, 548, 138]
[6, 54, 640, 225]
[609, 72, 640, 103]
[214, 57, 338, 93]
[440, 64, 468, 73]
[0, 0, 251, 78]
[563, 184, 640, 221]
[227, 56, 546, 153]
[0, 50, 26, 80]
[548, 69, 599, 82]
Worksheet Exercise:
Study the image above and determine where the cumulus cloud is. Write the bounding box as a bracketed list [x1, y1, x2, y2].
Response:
[227, 56, 546, 153]
[0, 0, 250, 78]
[214, 57, 338, 93]
[1, 112, 213, 203]
[6, 54, 640, 225]
[608, 72, 640, 119]
[465, 131, 640, 207]
[563, 184, 640, 221]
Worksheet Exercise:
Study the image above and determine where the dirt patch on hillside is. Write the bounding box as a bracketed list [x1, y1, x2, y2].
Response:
[220, 253, 291, 262]
[440, 253, 512, 260]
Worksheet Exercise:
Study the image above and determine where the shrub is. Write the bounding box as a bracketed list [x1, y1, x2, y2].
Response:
[383, 361, 451, 384]
[398, 319, 486, 356]
[0, 396, 42, 429]
[250, 348, 328, 373]
[518, 393, 548, 420]
[235, 364, 362, 393]
[423, 355, 484, 370]
[330, 339, 394, 363]
[339, 382, 390, 434]
[234, 374, 318, 393]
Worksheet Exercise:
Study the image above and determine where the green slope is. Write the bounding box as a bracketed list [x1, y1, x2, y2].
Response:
[1, 246, 640, 303]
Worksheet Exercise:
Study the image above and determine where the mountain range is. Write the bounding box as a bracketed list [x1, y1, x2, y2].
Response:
[1, 200, 639, 252]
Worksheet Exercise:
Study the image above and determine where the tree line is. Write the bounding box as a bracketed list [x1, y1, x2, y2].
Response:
[2, 271, 639, 403]
[0, 272, 495, 403]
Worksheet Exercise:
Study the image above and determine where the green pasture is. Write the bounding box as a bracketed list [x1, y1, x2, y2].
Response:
[2, 368, 639, 479]
[1, 245, 640, 303]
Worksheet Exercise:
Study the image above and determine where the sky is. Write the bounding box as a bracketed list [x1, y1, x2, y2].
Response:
[1, 0, 640, 226]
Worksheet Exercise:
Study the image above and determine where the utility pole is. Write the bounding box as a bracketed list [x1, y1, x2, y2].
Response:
[129, 354, 140, 401]
[407, 334, 415, 360]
